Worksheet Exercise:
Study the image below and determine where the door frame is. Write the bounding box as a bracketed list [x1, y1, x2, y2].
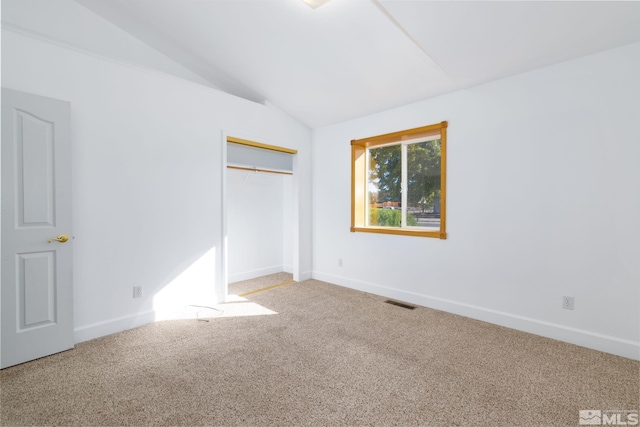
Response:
[219, 131, 300, 302]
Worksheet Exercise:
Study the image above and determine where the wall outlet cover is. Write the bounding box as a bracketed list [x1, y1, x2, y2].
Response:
[562, 296, 574, 310]
[133, 286, 143, 299]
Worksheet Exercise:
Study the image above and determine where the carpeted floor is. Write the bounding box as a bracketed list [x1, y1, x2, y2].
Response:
[1, 275, 638, 426]
[228, 271, 294, 296]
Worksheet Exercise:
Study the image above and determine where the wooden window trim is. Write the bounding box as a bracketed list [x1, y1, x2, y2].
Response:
[351, 121, 447, 239]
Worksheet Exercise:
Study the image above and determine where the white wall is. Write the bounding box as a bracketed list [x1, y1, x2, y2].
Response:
[312, 42, 640, 360]
[1, 25, 312, 342]
[227, 169, 293, 283]
[1, 0, 213, 87]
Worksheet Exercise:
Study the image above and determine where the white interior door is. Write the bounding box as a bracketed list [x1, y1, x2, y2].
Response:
[1, 88, 74, 369]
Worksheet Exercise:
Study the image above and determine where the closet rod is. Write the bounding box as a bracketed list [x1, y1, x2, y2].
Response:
[227, 165, 293, 176]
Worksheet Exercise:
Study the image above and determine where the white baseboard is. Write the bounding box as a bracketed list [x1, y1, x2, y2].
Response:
[228, 265, 285, 284]
[312, 272, 640, 361]
[74, 310, 156, 344]
[74, 299, 221, 344]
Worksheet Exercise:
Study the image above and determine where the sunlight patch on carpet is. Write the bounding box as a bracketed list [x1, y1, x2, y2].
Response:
[159, 299, 277, 320]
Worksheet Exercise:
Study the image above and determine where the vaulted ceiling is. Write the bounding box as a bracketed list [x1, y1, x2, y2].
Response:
[72, 1, 640, 128]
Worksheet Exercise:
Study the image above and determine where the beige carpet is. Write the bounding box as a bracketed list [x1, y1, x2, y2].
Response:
[1, 277, 638, 426]
[228, 272, 294, 296]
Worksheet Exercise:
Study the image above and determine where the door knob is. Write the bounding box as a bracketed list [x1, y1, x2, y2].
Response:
[48, 234, 69, 243]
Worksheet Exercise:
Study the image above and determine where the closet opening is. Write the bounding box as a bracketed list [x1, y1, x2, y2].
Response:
[220, 135, 299, 302]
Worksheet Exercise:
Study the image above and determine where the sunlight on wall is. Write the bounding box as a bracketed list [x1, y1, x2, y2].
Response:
[153, 247, 218, 320]
[152, 247, 278, 320]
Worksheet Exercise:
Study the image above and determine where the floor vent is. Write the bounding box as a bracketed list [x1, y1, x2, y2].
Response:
[385, 300, 416, 310]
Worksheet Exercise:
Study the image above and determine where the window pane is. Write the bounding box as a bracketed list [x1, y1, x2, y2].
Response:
[368, 145, 401, 227]
[407, 139, 441, 229]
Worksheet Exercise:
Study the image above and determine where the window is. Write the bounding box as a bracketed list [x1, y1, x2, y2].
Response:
[351, 121, 447, 239]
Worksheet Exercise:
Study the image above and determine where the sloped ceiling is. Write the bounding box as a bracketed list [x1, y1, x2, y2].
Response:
[74, 0, 640, 128]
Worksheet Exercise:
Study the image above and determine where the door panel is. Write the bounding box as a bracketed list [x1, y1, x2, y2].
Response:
[17, 109, 56, 226]
[19, 251, 56, 329]
[1, 88, 73, 369]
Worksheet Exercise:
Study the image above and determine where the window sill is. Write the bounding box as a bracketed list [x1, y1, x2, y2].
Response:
[350, 226, 446, 239]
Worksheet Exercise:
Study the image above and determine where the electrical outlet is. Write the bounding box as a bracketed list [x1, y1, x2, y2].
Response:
[562, 296, 574, 310]
[338, 258, 343, 267]
[133, 286, 143, 299]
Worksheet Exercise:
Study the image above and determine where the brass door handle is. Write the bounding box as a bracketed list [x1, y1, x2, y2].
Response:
[48, 234, 69, 243]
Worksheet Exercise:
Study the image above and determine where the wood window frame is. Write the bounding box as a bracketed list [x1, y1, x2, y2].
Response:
[350, 121, 448, 239]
